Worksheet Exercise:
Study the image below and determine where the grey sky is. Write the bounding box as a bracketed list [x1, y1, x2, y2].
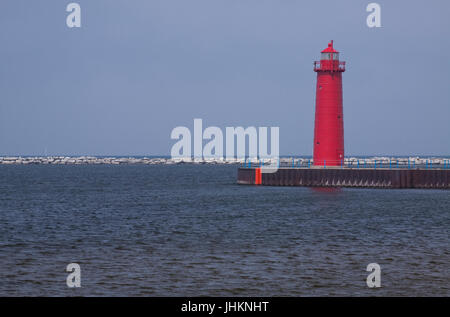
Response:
[0, 0, 449, 156]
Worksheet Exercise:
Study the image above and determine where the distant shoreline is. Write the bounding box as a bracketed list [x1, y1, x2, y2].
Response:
[0, 156, 448, 165]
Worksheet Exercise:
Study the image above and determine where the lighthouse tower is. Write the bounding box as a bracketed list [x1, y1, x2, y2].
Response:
[313, 40, 346, 166]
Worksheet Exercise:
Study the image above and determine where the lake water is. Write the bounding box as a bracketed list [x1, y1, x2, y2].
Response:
[0, 164, 448, 296]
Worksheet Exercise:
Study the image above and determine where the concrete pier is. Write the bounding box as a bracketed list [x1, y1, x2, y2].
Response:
[237, 167, 450, 189]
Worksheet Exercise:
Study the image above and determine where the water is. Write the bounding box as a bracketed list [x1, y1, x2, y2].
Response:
[0, 165, 448, 296]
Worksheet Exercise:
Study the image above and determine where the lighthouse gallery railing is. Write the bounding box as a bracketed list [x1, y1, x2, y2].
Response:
[314, 61, 346, 72]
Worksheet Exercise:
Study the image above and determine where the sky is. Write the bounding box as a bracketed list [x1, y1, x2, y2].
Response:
[0, 0, 449, 156]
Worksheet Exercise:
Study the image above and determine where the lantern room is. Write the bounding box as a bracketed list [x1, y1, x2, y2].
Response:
[314, 40, 345, 72]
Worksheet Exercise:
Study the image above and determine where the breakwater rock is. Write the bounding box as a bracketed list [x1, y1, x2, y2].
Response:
[0, 156, 238, 165]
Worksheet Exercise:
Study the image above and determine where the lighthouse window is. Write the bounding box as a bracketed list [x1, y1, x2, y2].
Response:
[322, 53, 339, 60]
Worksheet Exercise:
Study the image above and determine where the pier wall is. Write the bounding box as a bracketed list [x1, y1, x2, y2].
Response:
[237, 168, 450, 189]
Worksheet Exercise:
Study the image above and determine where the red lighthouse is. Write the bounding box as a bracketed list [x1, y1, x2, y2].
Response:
[313, 40, 346, 166]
